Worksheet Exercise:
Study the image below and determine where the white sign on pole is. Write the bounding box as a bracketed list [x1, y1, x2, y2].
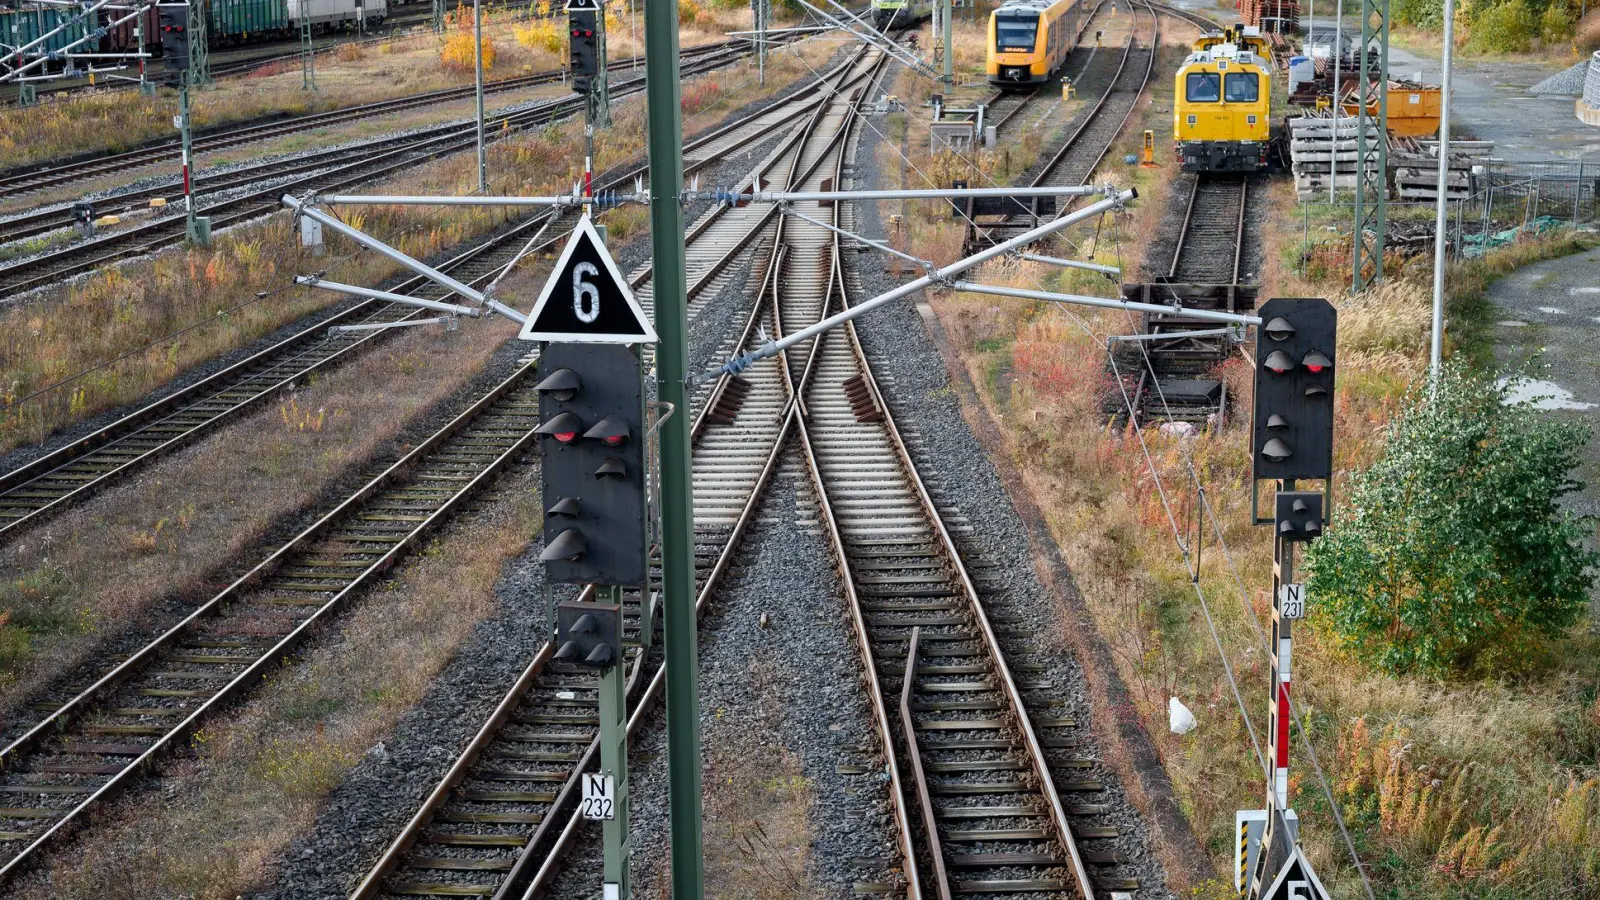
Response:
[518, 214, 658, 345]
[580, 772, 616, 820]
[1278, 582, 1306, 620]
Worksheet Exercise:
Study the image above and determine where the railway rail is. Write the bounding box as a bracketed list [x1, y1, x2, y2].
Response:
[965, 0, 1156, 250]
[781, 120, 1143, 900]
[0, 45, 850, 543]
[0, 44, 760, 299]
[0, 47, 890, 891]
[337, 48, 893, 900]
[0, 42, 744, 209]
[1111, 173, 1259, 424]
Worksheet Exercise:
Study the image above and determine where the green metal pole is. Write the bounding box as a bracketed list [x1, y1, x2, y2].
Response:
[941, 0, 953, 85]
[642, 0, 703, 891]
[599, 585, 631, 899]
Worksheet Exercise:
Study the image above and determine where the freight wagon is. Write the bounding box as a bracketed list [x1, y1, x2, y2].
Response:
[1, 4, 93, 67]
[96, 3, 161, 55]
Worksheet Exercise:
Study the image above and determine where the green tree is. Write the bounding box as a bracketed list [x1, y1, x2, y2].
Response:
[1393, 0, 1445, 30]
[1466, 0, 1539, 53]
[1540, 0, 1574, 44]
[1304, 363, 1597, 676]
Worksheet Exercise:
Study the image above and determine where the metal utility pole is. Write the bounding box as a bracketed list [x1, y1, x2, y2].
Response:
[432, 0, 444, 32]
[179, 71, 208, 245]
[751, 0, 768, 86]
[941, 0, 953, 85]
[598, 584, 632, 899]
[643, 0, 703, 886]
[470, 0, 488, 193]
[1239, 297, 1337, 900]
[1330, 0, 1341, 204]
[136, 13, 154, 96]
[1351, 0, 1389, 292]
[1428, 0, 1455, 389]
[301, 15, 316, 91]
[593, 0, 610, 127]
[189, 0, 209, 85]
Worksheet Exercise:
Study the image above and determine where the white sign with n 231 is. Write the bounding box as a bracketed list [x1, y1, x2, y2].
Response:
[1279, 582, 1305, 620]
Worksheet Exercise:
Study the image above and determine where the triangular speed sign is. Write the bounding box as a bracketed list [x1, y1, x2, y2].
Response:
[518, 214, 658, 344]
[1261, 845, 1332, 900]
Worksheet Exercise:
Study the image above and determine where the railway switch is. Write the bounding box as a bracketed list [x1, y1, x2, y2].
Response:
[1250, 297, 1336, 483]
[159, 5, 190, 71]
[535, 342, 648, 587]
[555, 601, 623, 668]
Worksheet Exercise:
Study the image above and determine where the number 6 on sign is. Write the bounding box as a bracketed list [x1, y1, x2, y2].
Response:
[573, 262, 601, 323]
[519, 214, 659, 344]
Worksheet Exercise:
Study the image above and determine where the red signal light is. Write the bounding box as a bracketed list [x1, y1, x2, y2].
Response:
[553, 429, 578, 443]
[602, 434, 624, 446]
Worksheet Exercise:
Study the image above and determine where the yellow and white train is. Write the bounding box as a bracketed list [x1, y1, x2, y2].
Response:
[986, 0, 1084, 89]
[1172, 28, 1273, 172]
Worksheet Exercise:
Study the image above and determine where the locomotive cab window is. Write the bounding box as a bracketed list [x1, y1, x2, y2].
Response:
[1224, 72, 1259, 102]
[1185, 72, 1221, 102]
[995, 13, 1038, 51]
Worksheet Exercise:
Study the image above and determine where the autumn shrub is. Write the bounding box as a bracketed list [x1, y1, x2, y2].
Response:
[679, 0, 702, 24]
[513, 18, 564, 55]
[441, 30, 497, 72]
[1305, 362, 1597, 676]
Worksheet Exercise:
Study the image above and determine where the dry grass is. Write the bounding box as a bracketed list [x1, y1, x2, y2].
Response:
[0, 315, 517, 719]
[1, 38, 833, 455]
[9, 465, 541, 900]
[895, 25, 1600, 896]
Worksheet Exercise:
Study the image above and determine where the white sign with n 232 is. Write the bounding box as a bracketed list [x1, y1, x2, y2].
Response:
[580, 773, 615, 821]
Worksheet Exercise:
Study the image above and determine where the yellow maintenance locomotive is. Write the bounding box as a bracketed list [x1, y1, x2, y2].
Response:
[987, 0, 1084, 88]
[1173, 27, 1273, 172]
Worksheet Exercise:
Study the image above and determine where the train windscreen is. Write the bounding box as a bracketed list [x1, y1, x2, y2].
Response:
[1185, 72, 1221, 102]
[994, 12, 1038, 52]
[1224, 72, 1259, 102]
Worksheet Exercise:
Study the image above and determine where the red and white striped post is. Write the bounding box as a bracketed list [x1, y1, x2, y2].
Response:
[1268, 527, 1294, 813]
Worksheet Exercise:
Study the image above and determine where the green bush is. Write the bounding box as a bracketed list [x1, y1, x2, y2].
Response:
[1304, 363, 1597, 676]
[1541, 0, 1575, 43]
[1466, 0, 1539, 52]
[1393, 0, 1445, 30]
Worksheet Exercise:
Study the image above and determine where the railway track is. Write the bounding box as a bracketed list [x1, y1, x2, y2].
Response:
[1111, 173, 1258, 424]
[339, 48, 894, 900]
[0, 42, 741, 211]
[1030, 2, 1156, 197]
[0, 43, 896, 890]
[777, 127, 1143, 900]
[0, 45, 761, 299]
[0, 49, 851, 543]
[964, 0, 1156, 249]
[1168, 173, 1248, 283]
[0, 0, 504, 108]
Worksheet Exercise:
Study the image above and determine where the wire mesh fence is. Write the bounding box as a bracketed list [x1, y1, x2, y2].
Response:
[1292, 158, 1600, 276]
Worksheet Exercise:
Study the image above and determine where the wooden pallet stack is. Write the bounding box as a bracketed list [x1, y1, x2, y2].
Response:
[1238, 0, 1298, 32]
[1288, 111, 1365, 198]
[1389, 134, 1494, 200]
